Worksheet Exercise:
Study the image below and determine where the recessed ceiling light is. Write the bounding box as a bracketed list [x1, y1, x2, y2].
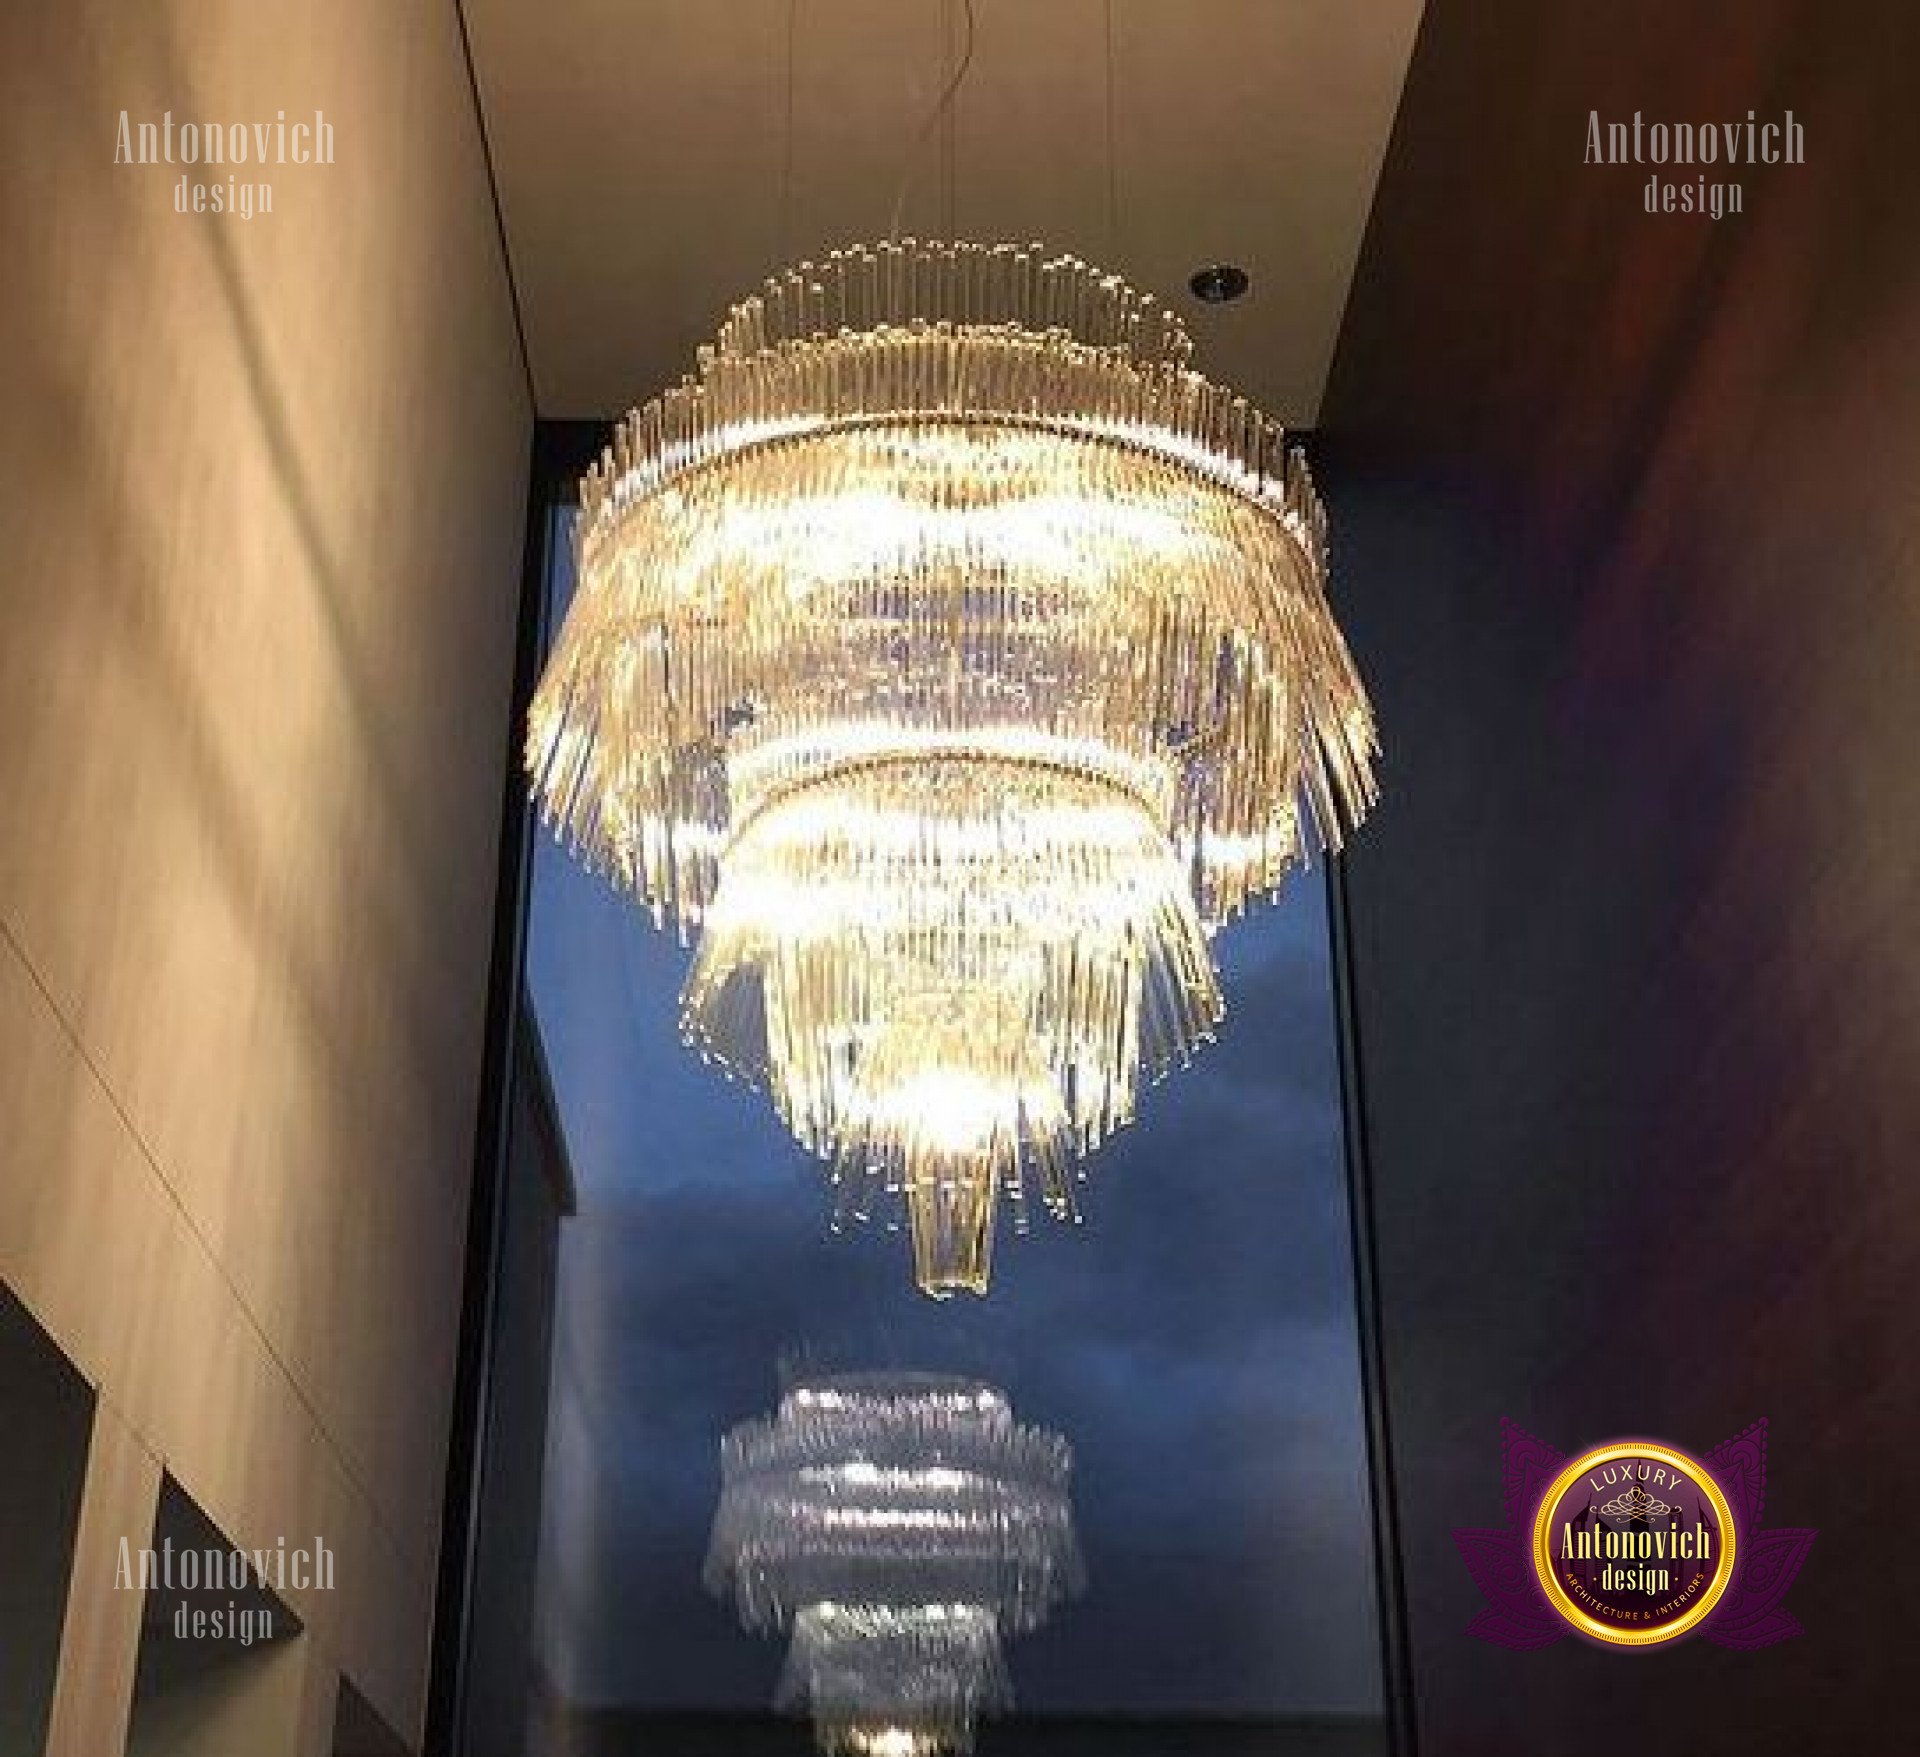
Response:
[1188, 263, 1250, 304]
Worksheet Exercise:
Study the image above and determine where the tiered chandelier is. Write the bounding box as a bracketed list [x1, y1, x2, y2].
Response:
[705, 1373, 1081, 1757]
[529, 238, 1378, 1296]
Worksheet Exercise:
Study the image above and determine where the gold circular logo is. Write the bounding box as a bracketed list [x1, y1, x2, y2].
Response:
[1530, 1440, 1737, 1646]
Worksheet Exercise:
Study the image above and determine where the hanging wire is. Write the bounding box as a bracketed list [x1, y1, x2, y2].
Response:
[1103, 0, 1121, 262]
[888, 0, 978, 241]
[780, 0, 799, 264]
[941, 0, 956, 239]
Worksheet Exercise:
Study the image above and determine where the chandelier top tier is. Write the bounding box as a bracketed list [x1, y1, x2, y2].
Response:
[533, 238, 1375, 931]
[528, 239, 1379, 1296]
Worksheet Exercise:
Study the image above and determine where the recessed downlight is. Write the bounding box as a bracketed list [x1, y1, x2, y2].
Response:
[1188, 263, 1250, 304]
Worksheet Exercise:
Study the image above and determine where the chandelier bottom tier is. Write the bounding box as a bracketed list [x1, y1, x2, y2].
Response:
[684, 755, 1221, 1294]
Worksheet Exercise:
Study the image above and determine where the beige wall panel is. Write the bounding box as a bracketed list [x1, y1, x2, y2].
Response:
[127, 1633, 339, 1757]
[0, 0, 531, 1742]
[45, 1402, 163, 1757]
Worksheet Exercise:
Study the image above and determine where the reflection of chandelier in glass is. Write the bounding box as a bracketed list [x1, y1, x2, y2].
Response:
[705, 1373, 1080, 1757]
[529, 239, 1378, 1296]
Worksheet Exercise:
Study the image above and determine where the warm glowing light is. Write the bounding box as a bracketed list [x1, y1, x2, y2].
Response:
[529, 239, 1378, 1294]
[849, 1725, 940, 1757]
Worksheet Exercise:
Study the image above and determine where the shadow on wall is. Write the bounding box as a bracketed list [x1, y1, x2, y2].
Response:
[122, 1475, 413, 1757]
[0, 1288, 94, 1753]
[2, 0, 479, 1126]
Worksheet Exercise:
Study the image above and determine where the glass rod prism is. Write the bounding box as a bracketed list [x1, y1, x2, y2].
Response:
[529, 239, 1378, 1295]
[706, 1374, 1080, 1757]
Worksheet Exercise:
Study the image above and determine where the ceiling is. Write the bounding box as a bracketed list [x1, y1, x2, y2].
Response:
[463, 0, 1426, 423]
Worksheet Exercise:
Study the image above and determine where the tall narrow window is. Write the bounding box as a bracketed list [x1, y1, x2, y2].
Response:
[523, 490, 1388, 1753]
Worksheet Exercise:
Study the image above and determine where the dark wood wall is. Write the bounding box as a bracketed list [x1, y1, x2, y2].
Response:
[1320, 1, 1919, 1750]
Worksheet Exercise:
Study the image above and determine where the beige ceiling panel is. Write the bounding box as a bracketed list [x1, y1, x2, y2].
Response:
[464, 0, 1424, 421]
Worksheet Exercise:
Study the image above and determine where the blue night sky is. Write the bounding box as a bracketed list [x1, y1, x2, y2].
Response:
[525, 521, 1383, 1720]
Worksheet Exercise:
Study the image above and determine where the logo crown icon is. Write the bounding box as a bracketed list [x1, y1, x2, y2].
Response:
[1597, 1484, 1672, 1522]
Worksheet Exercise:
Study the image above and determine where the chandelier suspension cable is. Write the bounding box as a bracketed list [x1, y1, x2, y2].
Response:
[940, 0, 956, 240]
[887, 0, 978, 240]
[1103, 0, 1120, 263]
[780, 0, 799, 266]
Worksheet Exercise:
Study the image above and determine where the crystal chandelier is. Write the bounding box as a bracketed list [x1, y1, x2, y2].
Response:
[528, 239, 1378, 1296]
[705, 1373, 1081, 1757]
